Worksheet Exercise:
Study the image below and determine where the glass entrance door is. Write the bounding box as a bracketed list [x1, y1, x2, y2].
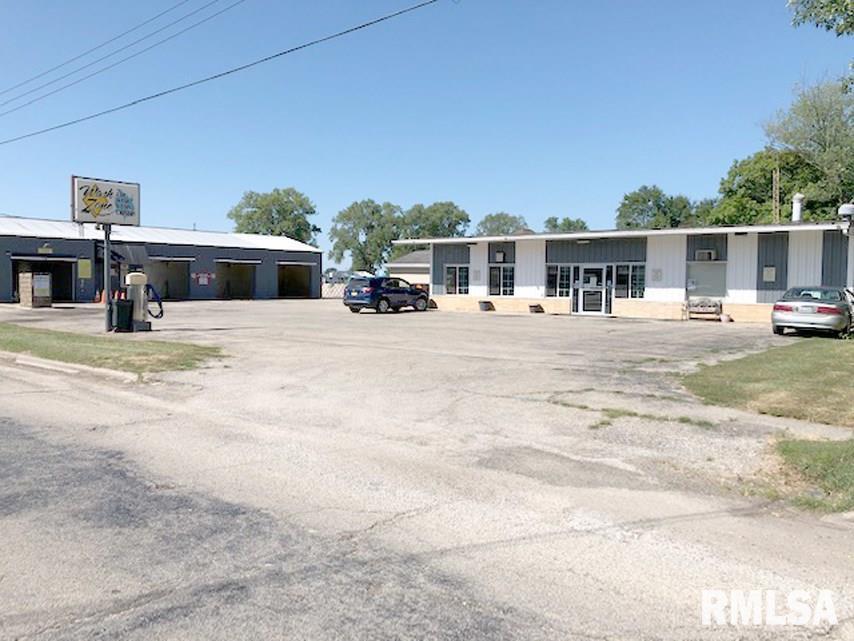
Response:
[579, 266, 606, 314]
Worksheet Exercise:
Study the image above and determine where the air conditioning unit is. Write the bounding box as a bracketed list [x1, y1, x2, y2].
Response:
[694, 249, 716, 261]
[494, 251, 505, 263]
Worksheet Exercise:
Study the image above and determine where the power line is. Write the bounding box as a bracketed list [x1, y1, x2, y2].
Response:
[0, 0, 225, 108]
[0, 0, 247, 119]
[0, 0, 195, 97]
[0, 0, 440, 147]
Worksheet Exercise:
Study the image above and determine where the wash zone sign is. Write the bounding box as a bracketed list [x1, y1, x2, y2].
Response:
[71, 176, 140, 226]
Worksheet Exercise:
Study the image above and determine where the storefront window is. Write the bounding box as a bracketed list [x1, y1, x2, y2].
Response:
[546, 265, 572, 297]
[630, 265, 645, 298]
[614, 264, 645, 299]
[445, 265, 469, 295]
[490, 265, 514, 296]
[615, 265, 630, 298]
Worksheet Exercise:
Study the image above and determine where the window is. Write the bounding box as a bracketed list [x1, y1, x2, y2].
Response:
[445, 265, 469, 295]
[614, 264, 645, 299]
[489, 265, 514, 296]
[630, 265, 645, 298]
[502, 266, 514, 296]
[546, 265, 572, 297]
[615, 265, 630, 298]
[783, 288, 842, 302]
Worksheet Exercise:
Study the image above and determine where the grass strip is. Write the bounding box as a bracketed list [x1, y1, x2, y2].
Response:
[777, 439, 854, 512]
[682, 338, 854, 427]
[0, 322, 221, 374]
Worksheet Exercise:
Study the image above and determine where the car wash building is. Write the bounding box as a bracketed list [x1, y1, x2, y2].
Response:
[394, 220, 853, 322]
[0, 215, 322, 303]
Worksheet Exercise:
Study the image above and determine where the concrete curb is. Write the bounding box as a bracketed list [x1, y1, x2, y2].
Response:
[0, 350, 140, 384]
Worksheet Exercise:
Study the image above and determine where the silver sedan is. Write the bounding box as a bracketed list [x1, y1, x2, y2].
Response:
[772, 286, 853, 336]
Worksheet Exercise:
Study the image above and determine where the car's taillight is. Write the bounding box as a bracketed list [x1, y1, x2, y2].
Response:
[773, 303, 793, 312]
[361, 287, 374, 293]
[817, 305, 842, 315]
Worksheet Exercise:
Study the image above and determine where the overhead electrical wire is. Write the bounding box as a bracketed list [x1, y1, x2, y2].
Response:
[0, 0, 247, 118]
[0, 0, 195, 97]
[0, 0, 440, 147]
[0, 0, 227, 108]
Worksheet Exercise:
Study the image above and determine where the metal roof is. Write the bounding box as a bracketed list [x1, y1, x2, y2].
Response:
[0, 215, 321, 253]
[393, 221, 848, 245]
[386, 249, 430, 266]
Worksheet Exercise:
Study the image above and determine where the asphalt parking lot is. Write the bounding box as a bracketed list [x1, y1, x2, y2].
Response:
[0, 300, 851, 640]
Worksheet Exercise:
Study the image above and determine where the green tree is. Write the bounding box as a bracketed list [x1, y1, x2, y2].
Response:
[764, 81, 854, 213]
[400, 201, 469, 238]
[790, 0, 854, 35]
[474, 212, 528, 236]
[390, 201, 470, 259]
[692, 198, 718, 226]
[543, 216, 589, 232]
[227, 188, 320, 245]
[328, 199, 401, 272]
[789, 1, 853, 89]
[707, 150, 824, 225]
[615, 185, 694, 229]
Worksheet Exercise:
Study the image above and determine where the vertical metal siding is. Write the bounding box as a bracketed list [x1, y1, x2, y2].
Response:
[686, 234, 727, 261]
[515, 239, 546, 298]
[787, 230, 823, 288]
[645, 235, 687, 301]
[821, 230, 849, 287]
[756, 232, 788, 303]
[724, 233, 758, 303]
[0, 235, 97, 302]
[431, 244, 470, 289]
[488, 242, 515, 263]
[545, 238, 646, 263]
[0, 235, 322, 302]
[0, 251, 10, 302]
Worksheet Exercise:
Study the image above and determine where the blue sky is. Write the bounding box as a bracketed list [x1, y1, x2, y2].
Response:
[0, 1, 849, 266]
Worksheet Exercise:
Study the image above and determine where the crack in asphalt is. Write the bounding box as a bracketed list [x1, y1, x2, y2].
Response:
[0, 418, 564, 641]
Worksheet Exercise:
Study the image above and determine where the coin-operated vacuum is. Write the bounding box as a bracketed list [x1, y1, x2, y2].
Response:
[121, 272, 164, 332]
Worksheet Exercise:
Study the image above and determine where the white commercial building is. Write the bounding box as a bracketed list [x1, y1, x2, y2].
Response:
[395, 221, 853, 322]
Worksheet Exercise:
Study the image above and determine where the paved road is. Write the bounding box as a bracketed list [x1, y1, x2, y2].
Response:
[1, 417, 558, 641]
[0, 300, 852, 640]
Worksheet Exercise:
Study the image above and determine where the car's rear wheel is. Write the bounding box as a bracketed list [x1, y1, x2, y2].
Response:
[772, 325, 785, 335]
[349, 307, 361, 314]
[377, 298, 390, 313]
[414, 297, 428, 312]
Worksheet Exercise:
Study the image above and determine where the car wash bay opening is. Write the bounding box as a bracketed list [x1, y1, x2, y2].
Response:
[0, 216, 322, 303]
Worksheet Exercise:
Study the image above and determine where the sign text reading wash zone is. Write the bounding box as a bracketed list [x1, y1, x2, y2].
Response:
[702, 590, 837, 627]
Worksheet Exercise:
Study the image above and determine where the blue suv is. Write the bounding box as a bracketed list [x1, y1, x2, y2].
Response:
[344, 277, 429, 314]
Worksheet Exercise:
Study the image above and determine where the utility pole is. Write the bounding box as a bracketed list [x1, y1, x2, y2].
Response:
[772, 166, 781, 223]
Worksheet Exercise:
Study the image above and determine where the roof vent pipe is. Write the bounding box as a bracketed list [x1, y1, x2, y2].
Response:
[792, 193, 805, 222]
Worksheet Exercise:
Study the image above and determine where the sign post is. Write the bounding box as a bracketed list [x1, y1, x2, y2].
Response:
[71, 176, 141, 332]
[103, 224, 112, 331]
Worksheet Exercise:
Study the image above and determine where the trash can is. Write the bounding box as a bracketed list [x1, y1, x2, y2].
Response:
[112, 299, 134, 332]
